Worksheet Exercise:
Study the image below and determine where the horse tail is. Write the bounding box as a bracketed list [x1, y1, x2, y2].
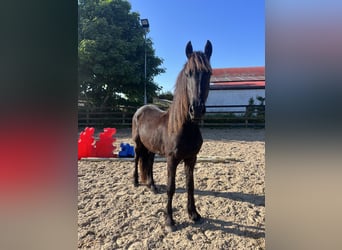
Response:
[132, 108, 148, 184]
[139, 155, 148, 183]
[132, 105, 156, 185]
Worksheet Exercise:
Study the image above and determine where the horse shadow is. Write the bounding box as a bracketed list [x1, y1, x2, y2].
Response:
[194, 189, 265, 207]
[154, 185, 265, 238]
[177, 218, 265, 239]
[200, 128, 265, 142]
[156, 185, 265, 207]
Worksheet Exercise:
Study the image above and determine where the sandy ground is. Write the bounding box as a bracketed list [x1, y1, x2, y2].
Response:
[78, 128, 265, 249]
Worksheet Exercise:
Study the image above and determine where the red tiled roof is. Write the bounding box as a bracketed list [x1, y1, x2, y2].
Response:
[210, 66, 265, 89]
[211, 66, 265, 83]
[210, 81, 265, 90]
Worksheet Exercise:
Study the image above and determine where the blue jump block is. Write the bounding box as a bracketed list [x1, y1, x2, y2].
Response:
[118, 143, 135, 157]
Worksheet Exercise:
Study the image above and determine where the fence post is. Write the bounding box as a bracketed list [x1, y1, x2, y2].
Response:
[78, 105, 265, 129]
[122, 112, 126, 124]
[86, 107, 89, 126]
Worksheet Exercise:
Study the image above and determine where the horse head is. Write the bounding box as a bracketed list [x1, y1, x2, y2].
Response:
[184, 40, 212, 121]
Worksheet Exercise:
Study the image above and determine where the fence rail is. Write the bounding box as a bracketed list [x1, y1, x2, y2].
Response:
[78, 105, 265, 129]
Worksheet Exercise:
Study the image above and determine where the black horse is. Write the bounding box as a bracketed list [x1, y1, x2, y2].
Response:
[132, 40, 212, 232]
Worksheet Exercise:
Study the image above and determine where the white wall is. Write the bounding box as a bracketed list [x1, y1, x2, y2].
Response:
[206, 89, 265, 112]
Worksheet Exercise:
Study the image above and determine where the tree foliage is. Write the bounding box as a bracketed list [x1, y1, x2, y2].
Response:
[78, 0, 165, 108]
[157, 91, 173, 101]
[245, 96, 265, 119]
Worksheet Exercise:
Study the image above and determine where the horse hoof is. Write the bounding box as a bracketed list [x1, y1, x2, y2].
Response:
[165, 224, 176, 233]
[150, 185, 158, 194]
[189, 212, 201, 222]
[133, 181, 139, 187]
[165, 217, 175, 232]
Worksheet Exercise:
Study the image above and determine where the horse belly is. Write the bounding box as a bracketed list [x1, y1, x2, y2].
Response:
[134, 105, 167, 155]
[144, 138, 165, 155]
[140, 124, 166, 155]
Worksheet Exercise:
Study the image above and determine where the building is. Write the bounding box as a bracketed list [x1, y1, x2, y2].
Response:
[206, 66, 265, 112]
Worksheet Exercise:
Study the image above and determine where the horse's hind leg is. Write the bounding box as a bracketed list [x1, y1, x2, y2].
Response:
[146, 152, 157, 193]
[139, 149, 157, 193]
[133, 158, 139, 187]
[133, 139, 142, 187]
[133, 141, 157, 193]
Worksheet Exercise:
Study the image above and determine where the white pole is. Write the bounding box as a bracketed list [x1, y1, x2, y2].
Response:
[144, 32, 147, 105]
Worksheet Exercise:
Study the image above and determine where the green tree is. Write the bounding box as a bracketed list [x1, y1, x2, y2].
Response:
[256, 96, 265, 120]
[158, 91, 173, 101]
[256, 96, 265, 105]
[78, 0, 165, 109]
[245, 97, 255, 118]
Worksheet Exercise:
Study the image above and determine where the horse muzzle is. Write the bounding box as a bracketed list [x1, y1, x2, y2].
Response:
[189, 102, 206, 122]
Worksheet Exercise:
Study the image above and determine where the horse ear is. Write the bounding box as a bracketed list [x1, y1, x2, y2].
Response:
[205, 40, 212, 60]
[185, 41, 193, 59]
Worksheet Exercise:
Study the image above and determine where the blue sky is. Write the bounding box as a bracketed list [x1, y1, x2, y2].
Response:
[129, 0, 265, 92]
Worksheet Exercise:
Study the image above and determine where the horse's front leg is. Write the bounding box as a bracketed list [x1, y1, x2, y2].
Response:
[184, 157, 201, 222]
[165, 156, 180, 232]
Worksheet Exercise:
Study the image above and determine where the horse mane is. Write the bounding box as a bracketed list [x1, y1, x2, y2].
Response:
[168, 52, 212, 135]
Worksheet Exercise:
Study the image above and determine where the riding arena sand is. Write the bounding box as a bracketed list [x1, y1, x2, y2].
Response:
[78, 128, 265, 249]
